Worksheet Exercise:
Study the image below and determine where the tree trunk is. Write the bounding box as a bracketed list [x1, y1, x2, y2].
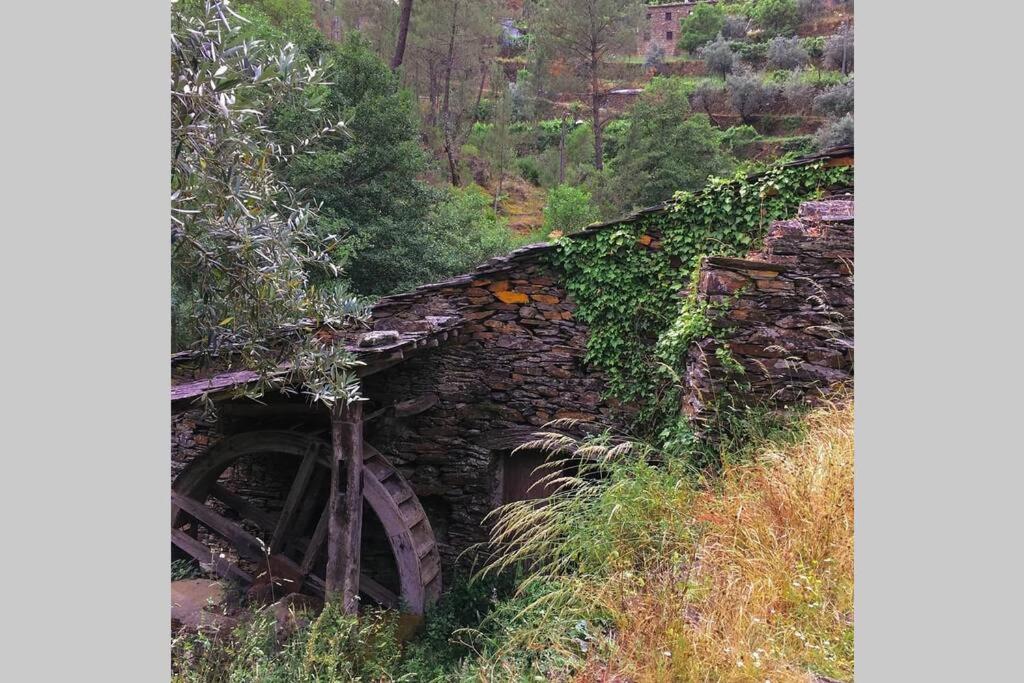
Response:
[591, 91, 604, 171]
[558, 113, 569, 184]
[472, 61, 487, 123]
[427, 59, 439, 127]
[590, 54, 603, 171]
[390, 0, 414, 70]
[325, 401, 364, 614]
[441, 1, 461, 186]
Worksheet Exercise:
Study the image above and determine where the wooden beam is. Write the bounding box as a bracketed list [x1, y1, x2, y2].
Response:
[208, 483, 277, 532]
[325, 400, 364, 613]
[300, 503, 331, 575]
[171, 491, 267, 563]
[269, 443, 321, 553]
[171, 528, 251, 585]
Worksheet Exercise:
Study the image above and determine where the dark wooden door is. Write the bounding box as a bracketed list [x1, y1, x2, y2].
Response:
[502, 450, 560, 503]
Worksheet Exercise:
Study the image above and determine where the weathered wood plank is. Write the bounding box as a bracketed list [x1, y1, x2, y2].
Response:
[208, 483, 277, 532]
[171, 528, 251, 584]
[300, 503, 330, 575]
[325, 401, 364, 613]
[301, 570, 398, 608]
[171, 492, 267, 563]
[269, 443, 321, 554]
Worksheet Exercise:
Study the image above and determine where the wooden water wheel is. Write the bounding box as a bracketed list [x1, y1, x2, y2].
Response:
[171, 431, 441, 614]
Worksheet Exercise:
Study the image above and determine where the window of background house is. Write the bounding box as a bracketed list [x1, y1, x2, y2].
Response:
[644, 31, 651, 41]
[667, 30, 673, 40]
[666, 12, 672, 20]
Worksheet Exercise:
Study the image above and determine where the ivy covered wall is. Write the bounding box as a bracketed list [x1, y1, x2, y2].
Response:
[551, 153, 854, 437]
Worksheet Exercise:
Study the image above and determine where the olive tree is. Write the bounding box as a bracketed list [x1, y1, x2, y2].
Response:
[824, 26, 854, 74]
[813, 79, 854, 118]
[171, 0, 360, 403]
[726, 68, 778, 123]
[702, 36, 736, 78]
[722, 15, 750, 40]
[766, 36, 809, 70]
[814, 113, 853, 150]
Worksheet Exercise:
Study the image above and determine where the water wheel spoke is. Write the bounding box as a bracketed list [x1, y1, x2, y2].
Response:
[172, 491, 268, 563]
[171, 527, 251, 585]
[269, 442, 321, 554]
[208, 483, 277, 532]
[300, 503, 330, 575]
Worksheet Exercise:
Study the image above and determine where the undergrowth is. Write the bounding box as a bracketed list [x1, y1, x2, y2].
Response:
[472, 396, 854, 682]
[173, 399, 851, 682]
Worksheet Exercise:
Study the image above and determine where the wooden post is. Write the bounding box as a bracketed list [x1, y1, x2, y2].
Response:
[325, 400, 364, 614]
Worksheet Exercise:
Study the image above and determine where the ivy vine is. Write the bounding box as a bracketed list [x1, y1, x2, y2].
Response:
[551, 160, 853, 437]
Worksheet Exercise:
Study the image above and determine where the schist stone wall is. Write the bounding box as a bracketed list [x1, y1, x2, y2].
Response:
[361, 246, 627, 574]
[682, 196, 854, 418]
[170, 245, 626, 584]
[169, 185, 855, 590]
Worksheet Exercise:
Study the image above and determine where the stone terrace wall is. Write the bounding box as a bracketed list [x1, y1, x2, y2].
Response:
[362, 246, 627, 575]
[682, 196, 854, 417]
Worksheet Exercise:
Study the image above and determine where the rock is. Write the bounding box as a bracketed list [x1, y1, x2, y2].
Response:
[271, 593, 324, 644]
[171, 579, 236, 632]
[495, 290, 529, 304]
[358, 330, 401, 347]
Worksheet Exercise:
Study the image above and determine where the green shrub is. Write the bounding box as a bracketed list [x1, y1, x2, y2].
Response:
[172, 602, 401, 682]
[722, 124, 761, 157]
[516, 156, 542, 186]
[543, 185, 599, 235]
[466, 121, 493, 150]
[423, 185, 527, 272]
[779, 134, 815, 155]
[608, 77, 735, 211]
[601, 117, 631, 162]
[677, 3, 726, 53]
[801, 35, 826, 59]
[750, 0, 800, 36]
[736, 40, 769, 63]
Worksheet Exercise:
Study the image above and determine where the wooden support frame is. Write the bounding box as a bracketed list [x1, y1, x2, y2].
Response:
[325, 400, 364, 613]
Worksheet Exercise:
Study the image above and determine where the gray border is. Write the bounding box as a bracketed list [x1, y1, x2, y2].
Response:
[856, 1, 1023, 680]
[1, 0, 169, 678]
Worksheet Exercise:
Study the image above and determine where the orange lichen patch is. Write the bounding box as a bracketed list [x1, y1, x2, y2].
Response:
[530, 294, 560, 304]
[488, 280, 510, 293]
[495, 290, 529, 304]
[636, 234, 653, 246]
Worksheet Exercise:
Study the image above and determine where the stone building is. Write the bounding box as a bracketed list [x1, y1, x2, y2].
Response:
[638, 1, 715, 58]
[170, 147, 853, 614]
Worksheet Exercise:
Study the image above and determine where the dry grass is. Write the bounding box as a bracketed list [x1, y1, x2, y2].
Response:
[590, 401, 853, 682]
